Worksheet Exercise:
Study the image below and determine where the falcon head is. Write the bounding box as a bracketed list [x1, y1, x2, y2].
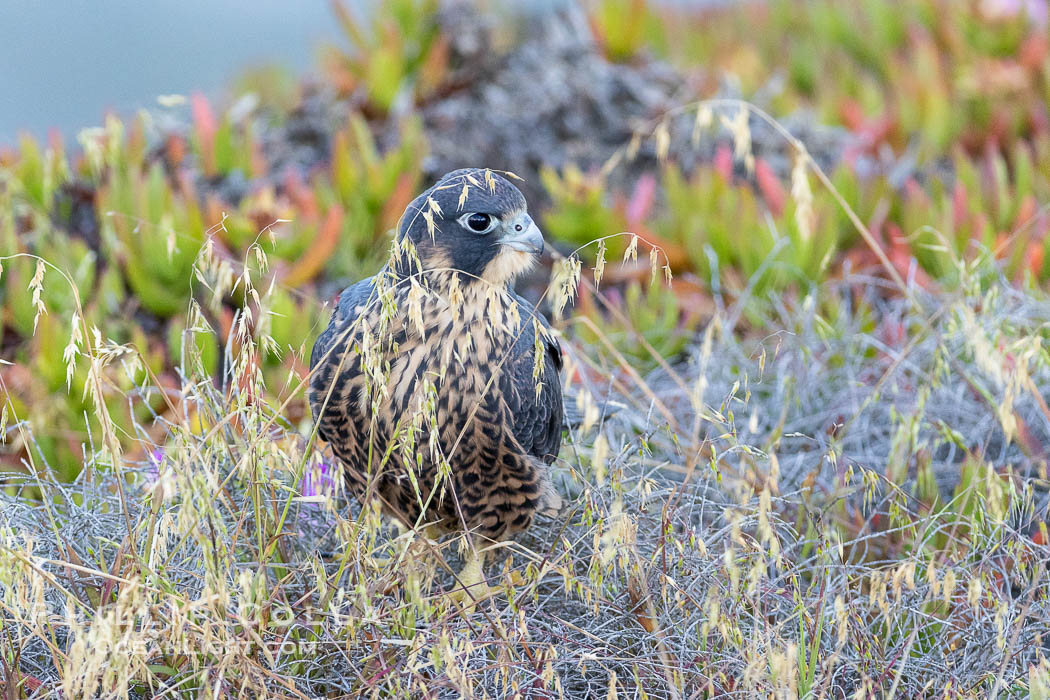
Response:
[393, 168, 545, 286]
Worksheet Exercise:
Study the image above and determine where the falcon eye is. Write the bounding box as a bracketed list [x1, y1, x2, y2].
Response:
[459, 212, 498, 234]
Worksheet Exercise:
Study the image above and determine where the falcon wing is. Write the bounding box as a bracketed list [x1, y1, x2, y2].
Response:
[503, 294, 564, 465]
[308, 276, 377, 429]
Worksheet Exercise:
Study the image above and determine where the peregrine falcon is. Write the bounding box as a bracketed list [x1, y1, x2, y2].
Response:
[308, 168, 564, 596]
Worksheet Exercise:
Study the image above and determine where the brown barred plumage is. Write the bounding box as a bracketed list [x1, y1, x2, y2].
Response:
[308, 169, 563, 545]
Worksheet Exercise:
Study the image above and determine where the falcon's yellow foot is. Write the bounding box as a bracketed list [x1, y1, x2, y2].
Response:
[446, 549, 528, 614]
[448, 549, 493, 614]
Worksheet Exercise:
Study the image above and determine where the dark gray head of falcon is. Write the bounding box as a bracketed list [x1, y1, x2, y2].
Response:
[392, 168, 545, 286]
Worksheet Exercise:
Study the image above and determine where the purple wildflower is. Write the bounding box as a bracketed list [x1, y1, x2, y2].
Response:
[137, 446, 164, 484]
[301, 458, 336, 499]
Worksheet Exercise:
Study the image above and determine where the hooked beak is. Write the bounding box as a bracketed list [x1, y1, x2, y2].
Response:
[499, 214, 544, 254]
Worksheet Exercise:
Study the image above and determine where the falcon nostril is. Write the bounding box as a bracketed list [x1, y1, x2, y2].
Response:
[515, 224, 523, 231]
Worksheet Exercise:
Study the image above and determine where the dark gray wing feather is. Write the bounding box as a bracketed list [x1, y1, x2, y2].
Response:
[310, 277, 376, 375]
[308, 277, 378, 449]
[504, 294, 564, 464]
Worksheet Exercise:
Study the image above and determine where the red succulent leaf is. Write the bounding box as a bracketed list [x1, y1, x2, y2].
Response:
[626, 172, 657, 226]
[713, 144, 733, 181]
[754, 158, 786, 216]
[282, 169, 319, 220]
[191, 93, 218, 177]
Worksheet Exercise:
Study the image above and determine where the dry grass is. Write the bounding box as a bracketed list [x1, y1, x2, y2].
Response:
[2, 264, 1049, 697]
[2, 102, 1050, 698]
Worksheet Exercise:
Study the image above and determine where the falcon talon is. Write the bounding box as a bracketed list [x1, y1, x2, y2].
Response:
[309, 168, 565, 594]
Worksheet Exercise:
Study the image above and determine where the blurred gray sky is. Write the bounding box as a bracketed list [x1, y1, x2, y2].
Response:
[0, 1, 340, 146]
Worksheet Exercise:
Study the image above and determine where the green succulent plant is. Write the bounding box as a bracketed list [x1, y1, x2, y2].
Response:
[540, 166, 629, 261]
[586, 0, 665, 63]
[97, 160, 204, 319]
[321, 114, 425, 279]
[168, 314, 220, 379]
[576, 278, 702, 372]
[323, 0, 446, 113]
[8, 134, 69, 217]
[190, 93, 266, 179]
[660, 0, 1049, 159]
